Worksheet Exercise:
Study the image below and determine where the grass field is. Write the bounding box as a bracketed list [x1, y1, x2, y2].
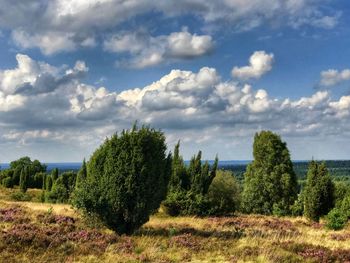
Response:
[0, 188, 350, 263]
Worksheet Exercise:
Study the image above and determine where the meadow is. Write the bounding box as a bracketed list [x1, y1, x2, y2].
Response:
[1, 186, 350, 263]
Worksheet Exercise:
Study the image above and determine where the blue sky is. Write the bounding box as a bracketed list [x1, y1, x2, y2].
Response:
[0, 0, 349, 162]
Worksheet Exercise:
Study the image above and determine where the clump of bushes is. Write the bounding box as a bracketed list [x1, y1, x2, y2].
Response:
[162, 142, 219, 216]
[10, 191, 32, 202]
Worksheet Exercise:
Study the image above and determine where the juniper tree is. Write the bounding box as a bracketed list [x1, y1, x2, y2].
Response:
[46, 175, 53, 191]
[73, 125, 171, 234]
[19, 167, 29, 193]
[75, 159, 87, 189]
[51, 168, 59, 182]
[163, 142, 219, 216]
[242, 131, 298, 215]
[304, 161, 334, 222]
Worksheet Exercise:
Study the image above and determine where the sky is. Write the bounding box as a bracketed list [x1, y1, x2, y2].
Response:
[0, 0, 349, 162]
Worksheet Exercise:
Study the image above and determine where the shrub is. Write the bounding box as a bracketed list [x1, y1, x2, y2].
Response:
[290, 192, 304, 216]
[341, 194, 350, 219]
[2, 177, 13, 188]
[46, 172, 76, 203]
[325, 208, 347, 230]
[10, 191, 32, 202]
[207, 170, 240, 216]
[163, 142, 218, 216]
[73, 125, 171, 234]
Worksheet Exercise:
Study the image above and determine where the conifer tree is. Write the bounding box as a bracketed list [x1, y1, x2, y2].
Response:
[242, 131, 298, 215]
[75, 159, 87, 189]
[46, 175, 53, 191]
[19, 167, 29, 193]
[164, 143, 218, 216]
[304, 161, 334, 222]
[51, 168, 59, 182]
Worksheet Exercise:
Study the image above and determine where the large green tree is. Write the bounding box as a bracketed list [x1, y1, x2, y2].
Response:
[73, 125, 171, 234]
[242, 131, 298, 215]
[304, 161, 334, 221]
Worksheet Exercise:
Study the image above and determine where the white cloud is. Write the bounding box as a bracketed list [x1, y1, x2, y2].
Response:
[104, 30, 214, 68]
[12, 30, 76, 55]
[1, 54, 350, 161]
[232, 51, 274, 80]
[319, 69, 350, 87]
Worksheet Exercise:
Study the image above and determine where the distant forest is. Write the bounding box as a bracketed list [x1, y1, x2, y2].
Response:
[222, 160, 350, 182]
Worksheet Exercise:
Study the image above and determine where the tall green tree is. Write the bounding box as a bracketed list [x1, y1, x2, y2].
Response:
[19, 167, 29, 193]
[51, 168, 59, 182]
[304, 161, 334, 222]
[73, 125, 171, 234]
[242, 131, 298, 215]
[75, 159, 87, 189]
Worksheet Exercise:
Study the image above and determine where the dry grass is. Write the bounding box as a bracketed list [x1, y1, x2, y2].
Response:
[0, 188, 349, 263]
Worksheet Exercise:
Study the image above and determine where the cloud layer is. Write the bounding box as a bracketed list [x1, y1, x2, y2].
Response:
[0, 0, 340, 58]
[0, 53, 349, 161]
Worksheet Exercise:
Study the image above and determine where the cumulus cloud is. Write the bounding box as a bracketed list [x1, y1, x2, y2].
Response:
[0, 0, 340, 55]
[319, 69, 350, 87]
[104, 30, 214, 68]
[231, 51, 274, 80]
[0, 53, 350, 161]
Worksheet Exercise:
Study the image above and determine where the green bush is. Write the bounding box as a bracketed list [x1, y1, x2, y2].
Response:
[73, 125, 171, 235]
[207, 170, 240, 216]
[45, 171, 76, 203]
[341, 194, 350, 219]
[325, 208, 347, 230]
[163, 142, 218, 216]
[10, 191, 32, 201]
[2, 177, 13, 188]
[290, 192, 304, 216]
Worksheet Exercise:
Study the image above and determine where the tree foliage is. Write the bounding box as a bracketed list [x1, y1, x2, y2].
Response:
[241, 131, 298, 215]
[73, 125, 171, 234]
[75, 159, 87, 189]
[19, 167, 29, 193]
[163, 142, 219, 216]
[304, 161, 334, 222]
[207, 170, 241, 215]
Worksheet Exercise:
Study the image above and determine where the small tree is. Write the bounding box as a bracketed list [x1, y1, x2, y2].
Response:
[163, 142, 218, 216]
[304, 161, 334, 222]
[75, 159, 87, 189]
[207, 170, 241, 215]
[46, 175, 53, 191]
[241, 131, 298, 215]
[73, 125, 171, 234]
[51, 168, 59, 182]
[19, 167, 29, 193]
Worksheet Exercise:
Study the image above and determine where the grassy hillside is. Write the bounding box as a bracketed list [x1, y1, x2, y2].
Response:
[0, 190, 349, 262]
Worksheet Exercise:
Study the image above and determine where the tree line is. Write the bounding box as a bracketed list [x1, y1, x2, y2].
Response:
[0, 125, 349, 234]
